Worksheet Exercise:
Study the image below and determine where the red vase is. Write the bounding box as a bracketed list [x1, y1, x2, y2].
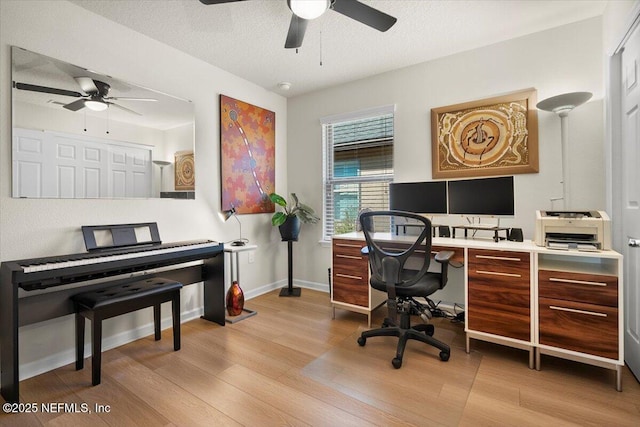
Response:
[226, 280, 244, 316]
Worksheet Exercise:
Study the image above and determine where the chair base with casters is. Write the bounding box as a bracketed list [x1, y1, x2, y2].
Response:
[357, 296, 450, 368]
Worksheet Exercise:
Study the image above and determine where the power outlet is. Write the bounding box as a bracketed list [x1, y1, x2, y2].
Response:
[248, 251, 255, 264]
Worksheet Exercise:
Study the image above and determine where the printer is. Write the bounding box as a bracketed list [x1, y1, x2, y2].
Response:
[534, 210, 611, 251]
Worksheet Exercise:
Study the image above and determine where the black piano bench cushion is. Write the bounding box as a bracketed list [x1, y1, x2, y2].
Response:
[73, 277, 182, 386]
[73, 278, 183, 310]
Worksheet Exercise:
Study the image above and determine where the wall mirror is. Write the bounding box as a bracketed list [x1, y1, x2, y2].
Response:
[11, 46, 195, 199]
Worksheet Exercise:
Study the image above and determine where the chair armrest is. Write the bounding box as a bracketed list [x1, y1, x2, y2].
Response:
[433, 250, 454, 289]
[434, 250, 454, 264]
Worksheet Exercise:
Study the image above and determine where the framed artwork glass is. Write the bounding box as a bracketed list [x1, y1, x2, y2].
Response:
[431, 88, 539, 179]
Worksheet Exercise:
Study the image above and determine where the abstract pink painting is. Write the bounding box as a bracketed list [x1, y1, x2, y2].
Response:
[220, 95, 275, 214]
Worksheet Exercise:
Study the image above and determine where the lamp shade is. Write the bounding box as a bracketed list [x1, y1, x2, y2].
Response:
[222, 206, 236, 221]
[536, 92, 592, 117]
[287, 0, 330, 20]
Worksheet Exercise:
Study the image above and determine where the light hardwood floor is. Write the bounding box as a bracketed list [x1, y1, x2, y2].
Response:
[2, 289, 639, 426]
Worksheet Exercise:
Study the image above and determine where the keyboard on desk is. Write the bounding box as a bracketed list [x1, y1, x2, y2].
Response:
[4, 240, 223, 291]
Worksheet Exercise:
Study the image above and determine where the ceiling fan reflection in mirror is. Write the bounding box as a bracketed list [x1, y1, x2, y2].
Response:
[198, 0, 397, 49]
[13, 76, 157, 115]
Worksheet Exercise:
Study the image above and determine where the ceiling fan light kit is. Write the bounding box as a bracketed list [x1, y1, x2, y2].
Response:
[85, 99, 108, 111]
[288, 0, 329, 20]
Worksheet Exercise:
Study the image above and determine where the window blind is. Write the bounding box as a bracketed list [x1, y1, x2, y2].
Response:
[322, 111, 394, 240]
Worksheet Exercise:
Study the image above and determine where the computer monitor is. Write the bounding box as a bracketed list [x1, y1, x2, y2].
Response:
[447, 176, 515, 216]
[389, 181, 448, 214]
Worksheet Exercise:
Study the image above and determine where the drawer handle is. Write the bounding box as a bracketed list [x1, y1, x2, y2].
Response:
[549, 277, 607, 287]
[336, 254, 362, 260]
[336, 273, 363, 280]
[475, 255, 521, 262]
[475, 270, 521, 278]
[549, 305, 607, 317]
[335, 243, 363, 248]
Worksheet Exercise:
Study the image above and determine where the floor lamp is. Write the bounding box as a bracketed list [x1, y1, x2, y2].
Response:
[536, 92, 592, 210]
[152, 160, 171, 196]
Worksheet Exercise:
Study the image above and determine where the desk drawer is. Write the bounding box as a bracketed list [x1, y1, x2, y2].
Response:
[332, 274, 369, 307]
[539, 270, 617, 307]
[468, 249, 530, 276]
[468, 249, 530, 341]
[333, 239, 366, 257]
[539, 297, 618, 359]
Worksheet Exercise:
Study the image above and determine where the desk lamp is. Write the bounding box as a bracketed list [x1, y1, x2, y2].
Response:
[536, 92, 592, 210]
[222, 205, 246, 246]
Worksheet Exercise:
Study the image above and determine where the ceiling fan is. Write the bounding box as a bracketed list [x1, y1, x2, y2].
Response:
[13, 77, 157, 115]
[199, 0, 397, 49]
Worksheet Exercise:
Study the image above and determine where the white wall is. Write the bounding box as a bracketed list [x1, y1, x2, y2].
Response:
[0, 0, 288, 378]
[287, 17, 605, 303]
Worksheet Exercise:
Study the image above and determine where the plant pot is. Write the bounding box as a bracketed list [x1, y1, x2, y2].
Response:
[278, 215, 300, 241]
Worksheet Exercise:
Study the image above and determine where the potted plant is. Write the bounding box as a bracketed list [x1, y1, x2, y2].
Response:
[269, 192, 320, 241]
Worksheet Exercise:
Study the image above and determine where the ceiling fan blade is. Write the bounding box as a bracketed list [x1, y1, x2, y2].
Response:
[75, 77, 99, 94]
[108, 97, 158, 102]
[63, 99, 87, 111]
[285, 14, 308, 49]
[13, 82, 82, 98]
[331, 0, 397, 32]
[108, 102, 142, 116]
[199, 0, 246, 4]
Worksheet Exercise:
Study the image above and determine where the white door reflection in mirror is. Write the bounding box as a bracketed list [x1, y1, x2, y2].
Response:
[13, 128, 152, 198]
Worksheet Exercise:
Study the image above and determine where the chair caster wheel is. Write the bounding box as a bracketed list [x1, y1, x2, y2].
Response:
[392, 357, 402, 369]
[439, 351, 450, 361]
[357, 336, 366, 346]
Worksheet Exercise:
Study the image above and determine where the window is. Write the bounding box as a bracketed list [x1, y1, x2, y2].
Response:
[322, 105, 394, 240]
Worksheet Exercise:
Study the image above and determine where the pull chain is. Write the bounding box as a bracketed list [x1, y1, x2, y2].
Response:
[320, 30, 323, 66]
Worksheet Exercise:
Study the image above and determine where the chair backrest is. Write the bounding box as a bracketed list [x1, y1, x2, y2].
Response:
[359, 210, 432, 288]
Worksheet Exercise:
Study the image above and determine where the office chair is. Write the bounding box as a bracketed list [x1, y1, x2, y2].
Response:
[357, 210, 453, 368]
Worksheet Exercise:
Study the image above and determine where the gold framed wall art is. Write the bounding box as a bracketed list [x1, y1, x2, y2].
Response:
[431, 88, 539, 179]
[175, 150, 195, 191]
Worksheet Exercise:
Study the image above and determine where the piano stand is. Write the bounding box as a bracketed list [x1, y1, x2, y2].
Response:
[73, 277, 183, 386]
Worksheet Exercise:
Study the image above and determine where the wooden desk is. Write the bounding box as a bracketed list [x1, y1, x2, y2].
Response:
[331, 232, 624, 390]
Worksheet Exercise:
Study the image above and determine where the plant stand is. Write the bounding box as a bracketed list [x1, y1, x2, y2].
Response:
[280, 240, 301, 297]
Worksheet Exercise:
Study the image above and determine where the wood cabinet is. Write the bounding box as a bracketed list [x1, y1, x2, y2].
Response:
[536, 254, 622, 389]
[331, 238, 385, 326]
[467, 248, 531, 342]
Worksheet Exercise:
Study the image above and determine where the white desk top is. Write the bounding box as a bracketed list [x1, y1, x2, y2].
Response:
[334, 232, 622, 259]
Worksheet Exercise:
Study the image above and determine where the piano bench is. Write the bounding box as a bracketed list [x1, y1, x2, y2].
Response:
[72, 277, 183, 386]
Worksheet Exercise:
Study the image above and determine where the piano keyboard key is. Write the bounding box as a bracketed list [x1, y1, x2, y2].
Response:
[21, 240, 219, 273]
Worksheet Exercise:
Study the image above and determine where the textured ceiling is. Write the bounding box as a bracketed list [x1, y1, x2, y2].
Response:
[69, 0, 607, 97]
